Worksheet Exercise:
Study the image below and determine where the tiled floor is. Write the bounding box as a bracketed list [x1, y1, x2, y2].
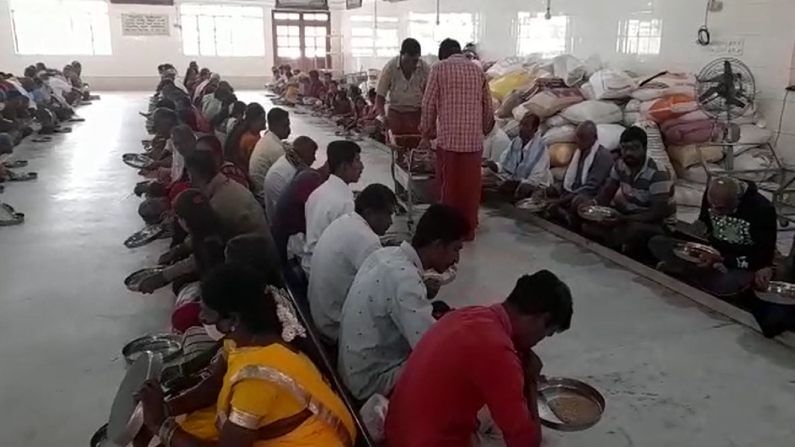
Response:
[0, 93, 793, 446]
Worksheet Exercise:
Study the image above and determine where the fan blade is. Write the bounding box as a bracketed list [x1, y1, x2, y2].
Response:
[723, 60, 734, 78]
[703, 74, 725, 83]
[699, 87, 720, 103]
[727, 96, 746, 109]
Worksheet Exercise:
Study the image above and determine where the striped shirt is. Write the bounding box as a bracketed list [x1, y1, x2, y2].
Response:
[610, 157, 675, 217]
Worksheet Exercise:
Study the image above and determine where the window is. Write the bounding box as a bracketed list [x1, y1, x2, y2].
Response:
[181, 3, 265, 57]
[9, 0, 111, 55]
[516, 12, 568, 58]
[275, 25, 302, 58]
[349, 15, 399, 58]
[408, 13, 478, 56]
[304, 26, 327, 58]
[617, 18, 662, 55]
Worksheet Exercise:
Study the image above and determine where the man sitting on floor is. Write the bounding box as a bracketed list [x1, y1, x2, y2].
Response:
[548, 120, 613, 225]
[302, 140, 364, 275]
[482, 112, 551, 200]
[649, 176, 776, 297]
[249, 107, 291, 204]
[309, 183, 397, 344]
[338, 204, 469, 401]
[385, 270, 573, 447]
[262, 136, 318, 218]
[583, 126, 676, 261]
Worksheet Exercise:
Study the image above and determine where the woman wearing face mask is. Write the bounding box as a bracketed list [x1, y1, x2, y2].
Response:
[137, 263, 357, 447]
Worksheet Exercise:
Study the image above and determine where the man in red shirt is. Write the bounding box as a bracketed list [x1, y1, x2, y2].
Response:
[420, 39, 495, 240]
[385, 270, 573, 447]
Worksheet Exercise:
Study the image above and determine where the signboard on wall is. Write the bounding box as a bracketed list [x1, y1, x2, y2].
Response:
[111, 0, 175, 5]
[121, 13, 171, 36]
[346, 0, 363, 9]
[275, 0, 328, 10]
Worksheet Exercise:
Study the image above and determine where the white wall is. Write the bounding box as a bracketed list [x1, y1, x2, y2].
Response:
[0, 0, 277, 90]
[339, 0, 795, 163]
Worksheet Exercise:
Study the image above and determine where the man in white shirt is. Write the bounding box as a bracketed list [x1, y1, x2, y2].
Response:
[309, 184, 398, 342]
[338, 204, 469, 400]
[249, 107, 291, 202]
[302, 140, 364, 275]
[201, 81, 233, 122]
[262, 136, 318, 218]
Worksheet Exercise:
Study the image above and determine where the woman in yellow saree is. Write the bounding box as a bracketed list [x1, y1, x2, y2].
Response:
[137, 263, 356, 447]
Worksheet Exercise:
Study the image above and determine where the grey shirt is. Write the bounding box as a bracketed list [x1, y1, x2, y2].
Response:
[571, 145, 614, 197]
[338, 242, 435, 400]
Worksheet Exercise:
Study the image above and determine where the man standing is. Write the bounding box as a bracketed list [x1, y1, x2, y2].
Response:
[375, 38, 429, 135]
[385, 271, 573, 447]
[420, 39, 494, 240]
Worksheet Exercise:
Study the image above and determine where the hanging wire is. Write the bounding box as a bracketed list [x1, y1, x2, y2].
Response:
[697, 0, 712, 46]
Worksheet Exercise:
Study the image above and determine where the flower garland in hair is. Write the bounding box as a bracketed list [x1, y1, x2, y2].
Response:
[268, 286, 307, 342]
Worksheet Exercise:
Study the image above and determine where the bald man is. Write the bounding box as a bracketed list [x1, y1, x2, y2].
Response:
[649, 176, 777, 296]
[549, 121, 613, 225]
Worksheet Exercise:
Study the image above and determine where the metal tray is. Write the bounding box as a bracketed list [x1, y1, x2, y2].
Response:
[107, 352, 163, 446]
[578, 205, 618, 222]
[757, 281, 795, 306]
[124, 223, 166, 248]
[516, 197, 548, 213]
[124, 267, 164, 292]
[0, 203, 24, 226]
[90, 423, 108, 447]
[122, 153, 153, 169]
[537, 377, 605, 431]
[673, 242, 721, 264]
[7, 171, 37, 181]
[2, 160, 28, 169]
[122, 334, 182, 366]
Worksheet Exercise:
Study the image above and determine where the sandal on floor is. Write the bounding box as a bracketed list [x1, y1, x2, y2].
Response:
[124, 222, 167, 248]
[0, 203, 25, 226]
[67, 117, 86, 123]
[7, 171, 38, 182]
[122, 153, 154, 169]
[53, 127, 72, 133]
[31, 137, 52, 143]
[2, 160, 28, 169]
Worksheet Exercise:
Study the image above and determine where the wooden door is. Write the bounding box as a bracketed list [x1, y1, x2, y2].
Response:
[272, 10, 331, 71]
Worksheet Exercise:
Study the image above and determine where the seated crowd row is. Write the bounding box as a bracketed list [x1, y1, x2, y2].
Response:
[129, 63, 573, 447]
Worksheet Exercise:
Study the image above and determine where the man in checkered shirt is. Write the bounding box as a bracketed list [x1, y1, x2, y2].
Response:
[419, 38, 495, 241]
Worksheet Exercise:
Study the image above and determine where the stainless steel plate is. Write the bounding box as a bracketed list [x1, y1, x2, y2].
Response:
[673, 242, 721, 264]
[537, 377, 605, 431]
[107, 352, 163, 446]
[90, 423, 108, 447]
[122, 334, 182, 366]
[516, 197, 548, 213]
[578, 205, 618, 222]
[124, 223, 166, 248]
[757, 281, 795, 305]
[124, 267, 164, 292]
[122, 153, 153, 169]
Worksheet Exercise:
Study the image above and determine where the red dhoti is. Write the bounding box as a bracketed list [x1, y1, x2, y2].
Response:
[436, 149, 482, 240]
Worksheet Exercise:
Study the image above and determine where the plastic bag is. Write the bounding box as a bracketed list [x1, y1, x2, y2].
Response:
[360, 394, 389, 443]
[560, 100, 623, 124]
[674, 180, 707, 207]
[586, 69, 637, 100]
[489, 70, 537, 102]
[636, 120, 675, 179]
[545, 114, 569, 127]
[640, 94, 698, 123]
[549, 143, 577, 167]
[632, 72, 696, 101]
[543, 124, 577, 144]
[667, 144, 725, 170]
[516, 88, 584, 119]
[497, 90, 525, 118]
[552, 54, 586, 86]
[483, 126, 511, 161]
[662, 119, 722, 146]
[596, 124, 626, 150]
